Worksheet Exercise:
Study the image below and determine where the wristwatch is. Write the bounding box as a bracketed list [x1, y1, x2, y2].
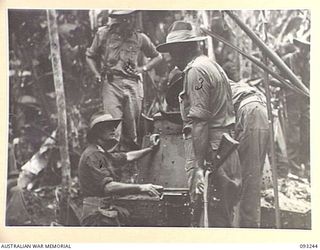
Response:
[142, 65, 148, 72]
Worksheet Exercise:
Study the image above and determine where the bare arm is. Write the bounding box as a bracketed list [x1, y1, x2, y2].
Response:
[136, 54, 163, 74]
[192, 118, 209, 169]
[104, 181, 162, 197]
[145, 54, 163, 71]
[104, 135, 162, 196]
[126, 147, 153, 162]
[189, 119, 209, 194]
[126, 134, 160, 161]
[86, 56, 101, 80]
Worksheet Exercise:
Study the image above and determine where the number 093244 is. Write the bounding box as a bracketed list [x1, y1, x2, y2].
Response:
[300, 244, 318, 248]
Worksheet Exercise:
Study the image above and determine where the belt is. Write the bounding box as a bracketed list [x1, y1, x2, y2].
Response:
[209, 124, 234, 131]
[183, 125, 234, 139]
[238, 95, 265, 110]
[111, 70, 140, 81]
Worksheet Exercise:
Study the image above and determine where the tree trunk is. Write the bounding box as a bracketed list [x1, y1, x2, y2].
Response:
[47, 9, 72, 225]
[262, 11, 281, 229]
[236, 10, 252, 79]
[200, 10, 215, 61]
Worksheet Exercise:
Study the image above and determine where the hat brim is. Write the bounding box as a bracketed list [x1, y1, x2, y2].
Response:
[90, 119, 121, 133]
[87, 120, 120, 144]
[157, 36, 207, 53]
[90, 113, 122, 129]
[97, 119, 121, 129]
[109, 10, 137, 18]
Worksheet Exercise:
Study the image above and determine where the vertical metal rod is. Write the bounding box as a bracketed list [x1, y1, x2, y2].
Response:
[262, 11, 281, 229]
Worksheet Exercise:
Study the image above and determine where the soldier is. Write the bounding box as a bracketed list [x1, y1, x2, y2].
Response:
[230, 81, 269, 228]
[86, 10, 162, 151]
[157, 21, 241, 227]
[78, 111, 162, 226]
[282, 38, 310, 177]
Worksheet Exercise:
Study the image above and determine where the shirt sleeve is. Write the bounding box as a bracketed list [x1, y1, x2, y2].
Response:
[187, 67, 213, 120]
[140, 33, 160, 59]
[85, 152, 114, 192]
[86, 29, 103, 58]
[110, 152, 127, 165]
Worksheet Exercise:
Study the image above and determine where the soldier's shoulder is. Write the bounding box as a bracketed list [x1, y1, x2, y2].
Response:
[185, 56, 211, 72]
[193, 55, 211, 66]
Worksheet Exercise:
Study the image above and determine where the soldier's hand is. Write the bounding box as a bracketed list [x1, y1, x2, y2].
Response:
[135, 66, 144, 74]
[150, 134, 160, 150]
[139, 184, 163, 197]
[194, 168, 205, 194]
[95, 74, 102, 84]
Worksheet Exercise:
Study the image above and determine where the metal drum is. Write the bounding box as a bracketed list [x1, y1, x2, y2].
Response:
[137, 112, 188, 188]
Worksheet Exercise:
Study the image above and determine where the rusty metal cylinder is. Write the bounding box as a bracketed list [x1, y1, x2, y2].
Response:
[137, 112, 188, 188]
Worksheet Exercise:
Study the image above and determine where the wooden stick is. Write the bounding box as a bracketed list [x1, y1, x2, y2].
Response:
[200, 10, 215, 61]
[203, 170, 210, 227]
[261, 11, 281, 229]
[47, 9, 72, 225]
[225, 10, 309, 97]
[200, 28, 306, 97]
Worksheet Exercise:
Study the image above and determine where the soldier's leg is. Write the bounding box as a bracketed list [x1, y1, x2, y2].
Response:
[237, 130, 269, 227]
[236, 102, 269, 228]
[117, 79, 143, 182]
[102, 79, 124, 146]
[122, 79, 143, 150]
[285, 93, 302, 174]
[183, 136, 202, 227]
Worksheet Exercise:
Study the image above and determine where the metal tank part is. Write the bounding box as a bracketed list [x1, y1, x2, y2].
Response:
[137, 112, 188, 188]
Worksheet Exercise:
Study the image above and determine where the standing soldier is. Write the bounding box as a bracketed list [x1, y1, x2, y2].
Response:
[86, 10, 162, 151]
[157, 21, 241, 227]
[230, 81, 269, 228]
[282, 38, 310, 177]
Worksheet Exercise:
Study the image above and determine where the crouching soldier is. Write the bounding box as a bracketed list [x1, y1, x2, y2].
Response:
[230, 81, 269, 228]
[78, 111, 162, 226]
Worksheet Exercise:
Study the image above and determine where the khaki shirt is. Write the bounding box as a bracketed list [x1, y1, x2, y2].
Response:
[86, 26, 160, 75]
[179, 55, 235, 131]
[229, 81, 266, 111]
[78, 144, 127, 197]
